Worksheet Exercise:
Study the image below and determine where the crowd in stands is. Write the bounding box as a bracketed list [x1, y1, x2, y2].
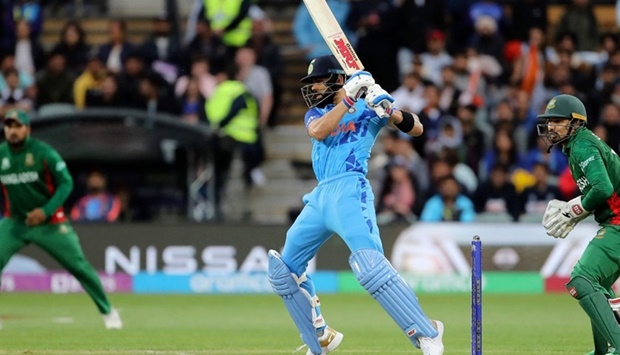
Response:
[1, 0, 620, 224]
[0, 0, 281, 221]
[292, 0, 620, 224]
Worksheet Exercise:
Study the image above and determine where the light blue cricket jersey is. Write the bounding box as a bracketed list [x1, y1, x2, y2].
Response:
[304, 100, 388, 182]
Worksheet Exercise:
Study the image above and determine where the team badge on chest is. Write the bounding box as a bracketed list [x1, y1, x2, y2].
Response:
[1, 157, 9, 170]
[25, 153, 34, 166]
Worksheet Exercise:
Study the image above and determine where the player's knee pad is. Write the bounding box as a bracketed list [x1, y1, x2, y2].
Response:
[268, 250, 323, 355]
[566, 276, 597, 300]
[349, 248, 437, 342]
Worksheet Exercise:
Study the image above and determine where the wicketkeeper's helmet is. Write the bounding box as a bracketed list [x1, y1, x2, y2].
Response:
[536, 94, 587, 150]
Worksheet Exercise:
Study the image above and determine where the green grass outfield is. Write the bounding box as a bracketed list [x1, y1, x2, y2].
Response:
[0, 293, 595, 355]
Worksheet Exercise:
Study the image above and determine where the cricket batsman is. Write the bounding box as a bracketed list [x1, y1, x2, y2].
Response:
[267, 55, 443, 355]
[0, 109, 122, 330]
[540, 94, 620, 355]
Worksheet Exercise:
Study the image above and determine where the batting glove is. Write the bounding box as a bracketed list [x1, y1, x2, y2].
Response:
[365, 84, 394, 118]
[343, 71, 374, 108]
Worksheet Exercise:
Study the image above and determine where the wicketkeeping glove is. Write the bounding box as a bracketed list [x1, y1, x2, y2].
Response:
[543, 196, 591, 239]
[342, 70, 374, 109]
[364, 84, 394, 118]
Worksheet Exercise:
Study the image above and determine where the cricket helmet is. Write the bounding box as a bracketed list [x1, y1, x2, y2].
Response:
[536, 94, 587, 150]
[300, 55, 347, 108]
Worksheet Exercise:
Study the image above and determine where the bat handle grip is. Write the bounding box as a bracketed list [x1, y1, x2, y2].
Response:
[354, 87, 367, 100]
[347, 87, 367, 113]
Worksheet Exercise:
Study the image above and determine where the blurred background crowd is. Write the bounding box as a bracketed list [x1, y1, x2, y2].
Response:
[0, 0, 619, 225]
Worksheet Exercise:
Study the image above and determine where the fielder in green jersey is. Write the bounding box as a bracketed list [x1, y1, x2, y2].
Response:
[0, 109, 122, 330]
[539, 95, 620, 355]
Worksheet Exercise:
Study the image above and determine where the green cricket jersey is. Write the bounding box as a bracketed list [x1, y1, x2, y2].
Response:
[563, 128, 620, 225]
[0, 137, 73, 223]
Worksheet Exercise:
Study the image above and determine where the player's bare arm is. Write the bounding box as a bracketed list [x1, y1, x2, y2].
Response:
[307, 100, 349, 141]
[388, 110, 423, 137]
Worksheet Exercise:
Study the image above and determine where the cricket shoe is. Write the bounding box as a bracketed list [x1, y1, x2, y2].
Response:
[418, 320, 444, 355]
[303, 326, 343, 355]
[102, 308, 123, 329]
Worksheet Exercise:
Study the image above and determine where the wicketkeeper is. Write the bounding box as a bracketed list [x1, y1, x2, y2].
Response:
[539, 95, 620, 355]
[0, 109, 122, 330]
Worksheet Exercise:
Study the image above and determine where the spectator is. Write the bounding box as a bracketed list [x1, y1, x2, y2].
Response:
[521, 132, 569, 177]
[183, 19, 227, 68]
[511, 27, 546, 107]
[36, 51, 74, 107]
[510, 0, 548, 42]
[480, 128, 519, 181]
[73, 55, 105, 109]
[596, 103, 620, 152]
[1, 0, 43, 50]
[391, 71, 426, 115]
[97, 19, 136, 74]
[293, 0, 353, 61]
[391, 132, 429, 193]
[235, 45, 272, 127]
[179, 78, 206, 125]
[395, 0, 446, 56]
[416, 83, 445, 155]
[555, 0, 599, 53]
[71, 171, 121, 223]
[51, 20, 91, 77]
[117, 53, 150, 108]
[248, 9, 283, 127]
[0, 67, 33, 115]
[347, 0, 400, 92]
[520, 162, 562, 217]
[441, 146, 479, 195]
[204, 59, 259, 220]
[473, 162, 520, 221]
[420, 174, 476, 222]
[235, 45, 271, 185]
[376, 155, 420, 225]
[456, 104, 486, 176]
[175, 54, 216, 100]
[137, 73, 181, 115]
[9, 19, 44, 75]
[0, 53, 34, 92]
[140, 14, 182, 69]
[418, 30, 453, 86]
[437, 65, 462, 116]
[200, 0, 252, 59]
[85, 73, 127, 108]
[468, 15, 504, 65]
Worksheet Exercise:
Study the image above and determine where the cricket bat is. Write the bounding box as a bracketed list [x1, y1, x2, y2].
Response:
[302, 0, 363, 75]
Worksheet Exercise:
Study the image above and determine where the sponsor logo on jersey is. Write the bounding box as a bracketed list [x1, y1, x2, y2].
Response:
[579, 156, 595, 170]
[331, 121, 356, 136]
[59, 224, 68, 234]
[1, 158, 9, 170]
[0, 172, 39, 185]
[25, 153, 34, 166]
[576, 176, 589, 192]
